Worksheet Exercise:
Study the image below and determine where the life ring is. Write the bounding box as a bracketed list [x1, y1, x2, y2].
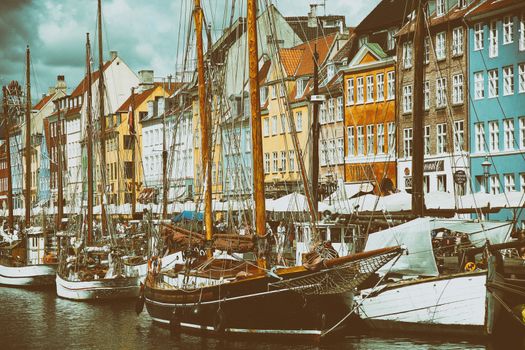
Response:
[464, 262, 476, 272]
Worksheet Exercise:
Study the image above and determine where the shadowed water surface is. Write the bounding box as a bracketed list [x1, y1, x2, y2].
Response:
[0, 287, 522, 349]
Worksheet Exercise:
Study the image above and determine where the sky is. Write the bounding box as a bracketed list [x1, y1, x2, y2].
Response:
[0, 0, 380, 103]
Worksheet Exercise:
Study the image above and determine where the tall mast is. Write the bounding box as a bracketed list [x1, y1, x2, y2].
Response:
[194, 0, 213, 250]
[162, 104, 168, 220]
[411, 0, 426, 217]
[247, 0, 267, 268]
[130, 88, 136, 218]
[311, 46, 320, 214]
[97, 0, 107, 234]
[86, 33, 94, 244]
[56, 100, 64, 228]
[24, 45, 31, 227]
[2, 87, 14, 230]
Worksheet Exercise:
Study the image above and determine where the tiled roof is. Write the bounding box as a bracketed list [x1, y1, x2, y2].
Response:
[33, 93, 54, 110]
[117, 82, 181, 113]
[279, 49, 304, 76]
[69, 60, 113, 98]
[355, 0, 411, 34]
[467, 0, 524, 18]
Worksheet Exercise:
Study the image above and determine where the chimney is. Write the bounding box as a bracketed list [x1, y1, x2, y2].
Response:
[55, 75, 66, 93]
[308, 4, 318, 28]
[138, 70, 154, 92]
[110, 51, 118, 60]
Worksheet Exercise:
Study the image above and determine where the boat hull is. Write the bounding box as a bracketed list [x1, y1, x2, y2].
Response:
[356, 272, 489, 337]
[144, 275, 352, 340]
[0, 263, 57, 287]
[56, 274, 141, 301]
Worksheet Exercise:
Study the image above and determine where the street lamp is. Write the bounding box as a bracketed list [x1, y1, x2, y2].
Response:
[481, 156, 491, 194]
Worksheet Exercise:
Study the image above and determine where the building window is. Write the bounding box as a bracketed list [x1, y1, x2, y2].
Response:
[272, 151, 278, 173]
[490, 175, 500, 194]
[387, 71, 395, 100]
[503, 66, 514, 96]
[436, 78, 447, 108]
[328, 98, 335, 122]
[403, 84, 413, 113]
[280, 114, 287, 134]
[321, 141, 328, 166]
[366, 75, 374, 103]
[403, 128, 413, 157]
[279, 83, 285, 97]
[320, 102, 326, 124]
[503, 16, 514, 45]
[518, 63, 525, 93]
[377, 124, 385, 154]
[520, 117, 525, 149]
[357, 126, 364, 155]
[280, 151, 286, 172]
[452, 27, 463, 56]
[454, 120, 464, 152]
[346, 78, 354, 105]
[289, 150, 295, 171]
[437, 174, 447, 192]
[387, 28, 397, 50]
[458, 0, 466, 9]
[489, 120, 499, 151]
[296, 79, 306, 98]
[263, 118, 269, 137]
[452, 74, 464, 104]
[423, 80, 430, 110]
[504, 174, 515, 192]
[521, 173, 525, 192]
[503, 119, 515, 150]
[271, 115, 278, 135]
[424, 36, 430, 64]
[271, 85, 277, 99]
[260, 86, 268, 105]
[296, 111, 302, 132]
[358, 35, 369, 47]
[519, 13, 525, 51]
[476, 175, 486, 193]
[436, 32, 446, 60]
[403, 41, 412, 69]
[437, 123, 447, 154]
[337, 137, 344, 163]
[489, 20, 498, 58]
[436, 0, 445, 17]
[376, 73, 385, 101]
[356, 77, 364, 104]
[347, 126, 355, 156]
[388, 122, 395, 155]
[336, 96, 343, 121]
[474, 23, 484, 51]
[366, 125, 375, 155]
[474, 71, 485, 99]
[424, 125, 431, 155]
[488, 69, 499, 98]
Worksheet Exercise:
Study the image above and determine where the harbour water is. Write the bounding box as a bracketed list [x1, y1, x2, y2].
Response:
[0, 287, 522, 350]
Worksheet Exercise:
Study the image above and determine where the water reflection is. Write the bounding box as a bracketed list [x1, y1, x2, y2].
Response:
[0, 288, 521, 349]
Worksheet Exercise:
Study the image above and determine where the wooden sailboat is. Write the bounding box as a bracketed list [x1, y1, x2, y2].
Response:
[139, 0, 404, 340]
[55, 1, 140, 300]
[0, 47, 57, 287]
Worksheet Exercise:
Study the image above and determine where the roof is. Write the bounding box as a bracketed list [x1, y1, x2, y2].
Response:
[117, 82, 180, 113]
[69, 59, 113, 98]
[466, 0, 525, 20]
[258, 59, 271, 84]
[355, 0, 411, 34]
[278, 33, 337, 78]
[285, 15, 346, 42]
[33, 93, 55, 110]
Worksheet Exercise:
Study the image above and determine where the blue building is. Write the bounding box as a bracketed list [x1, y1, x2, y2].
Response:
[38, 128, 51, 204]
[467, 0, 525, 228]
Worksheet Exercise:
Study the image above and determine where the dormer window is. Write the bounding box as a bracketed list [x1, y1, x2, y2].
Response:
[358, 35, 369, 48]
[436, 0, 446, 17]
[296, 78, 307, 98]
[457, 0, 466, 9]
[326, 63, 336, 81]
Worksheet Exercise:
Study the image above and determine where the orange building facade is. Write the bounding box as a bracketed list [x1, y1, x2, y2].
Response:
[343, 43, 397, 194]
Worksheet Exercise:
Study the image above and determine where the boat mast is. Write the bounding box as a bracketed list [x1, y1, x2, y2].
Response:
[194, 0, 213, 252]
[162, 103, 168, 220]
[56, 100, 64, 228]
[130, 87, 136, 218]
[311, 46, 320, 214]
[86, 33, 94, 244]
[2, 87, 14, 230]
[24, 45, 31, 227]
[411, 0, 426, 217]
[97, 0, 107, 234]
[247, 0, 267, 268]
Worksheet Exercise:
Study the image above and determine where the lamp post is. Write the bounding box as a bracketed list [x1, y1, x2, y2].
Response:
[481, 156, 491, 194]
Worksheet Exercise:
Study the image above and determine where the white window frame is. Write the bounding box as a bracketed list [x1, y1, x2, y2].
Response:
[337, 137, 344, 164]
[488, 69, 499, 98]
[436, 32, 446, 60]
[296, 111, 303, 132]
[280, 151, 287, 172]
[263, 118, 269, 137]
[489, 20, 498, 58]
[403, 128, 413, 158]
[403, 84, 413, 113]
[346, 78, 354, 105]
[452, 27, 463, 56]
[264, 153, 270, 174]
[377, 123, 385, 154]
[376, 73, 385, 101]
[489, 120, 500, 151]
[436, 123, 447, 154]
[289, 150, 295, 172]
[424, 125, 430, 155]
[504, 174, 516, 192]
[366, 75, 374, 103]
[336, 96, 343, 121]
[503, 118, 515, 150]
[347, 126, 355, 156]
[520, 13, 525, 51]
[424, 36, 430, 64]
[475, 122, 485, 153]
[403, 41, 412, 69]
[474, 23, 484, 51]
[519, 63, 525, 93]
[474, 71, 485, 100]
[490, 175, 501, 194]
[503, 65, 514, 96]
[436, 78, 447, 108]
[357, 126, 364, 155]
[436, 0, 445, 17]
[424, 80, 430, 110]
[452, 74, 464, 104]
[271, 115, 278, 135]
[454, 120, 464, 152]
[272, 151, 278, 173]
[388, 122, 395, 155]
[356, 77, 364, 104]
[366, 124, 375, 155]
[520, 116, 525, 149]
[503, 16, 514, 45]
[387, 71, 395, 100]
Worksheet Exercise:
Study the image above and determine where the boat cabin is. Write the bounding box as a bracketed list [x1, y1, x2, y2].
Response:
[26, 227, 47, 265]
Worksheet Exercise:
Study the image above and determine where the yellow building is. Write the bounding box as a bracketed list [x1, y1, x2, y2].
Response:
[260, 35, 336, 197]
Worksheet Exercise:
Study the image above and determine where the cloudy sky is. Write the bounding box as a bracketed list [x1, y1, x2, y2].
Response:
[0, 0, 379, 102]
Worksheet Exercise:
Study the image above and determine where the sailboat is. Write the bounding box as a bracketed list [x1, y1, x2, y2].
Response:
[55, 0, 140, 300]
[0, 48, 57, 287]
[138, 0, 404, 340]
